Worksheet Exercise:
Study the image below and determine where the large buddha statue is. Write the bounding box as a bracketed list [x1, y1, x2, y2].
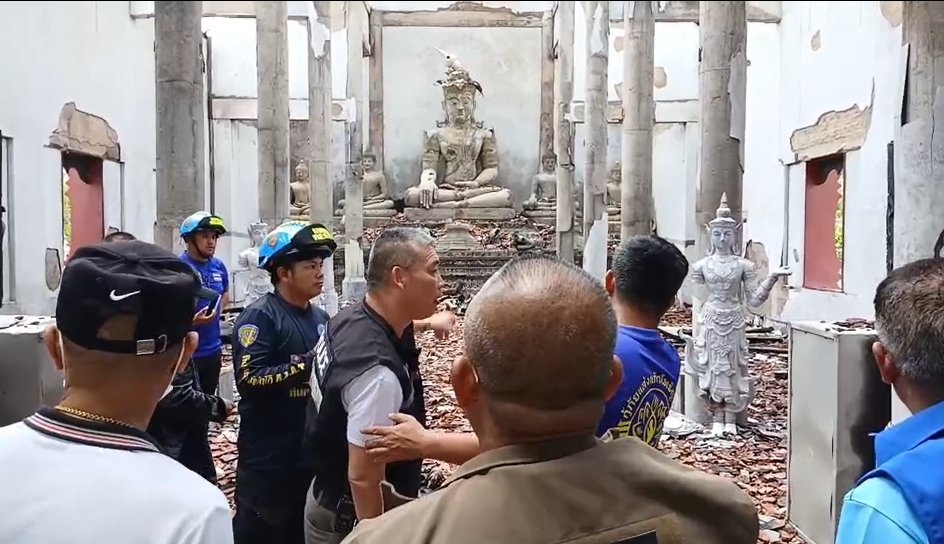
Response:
[290, 161, 311, 219]
[404, 59, 513, 213]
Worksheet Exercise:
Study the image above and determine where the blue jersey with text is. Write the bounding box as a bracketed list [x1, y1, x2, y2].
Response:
[596, 326, 681, 446]
[180, 252, 229, 358]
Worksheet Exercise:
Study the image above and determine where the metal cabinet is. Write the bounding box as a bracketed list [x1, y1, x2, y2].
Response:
[787, 321, 889, 544]
[0, 316, 61, 427]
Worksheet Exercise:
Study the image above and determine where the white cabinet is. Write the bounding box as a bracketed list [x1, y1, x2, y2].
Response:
[787, 321, 889, 544]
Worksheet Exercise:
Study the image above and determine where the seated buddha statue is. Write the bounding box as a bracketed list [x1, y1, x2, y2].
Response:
[404, 60, 512, 210]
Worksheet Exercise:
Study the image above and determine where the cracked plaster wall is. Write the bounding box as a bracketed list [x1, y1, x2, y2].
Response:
[776, 2, 902, 322]
[0, 2, 156, 315]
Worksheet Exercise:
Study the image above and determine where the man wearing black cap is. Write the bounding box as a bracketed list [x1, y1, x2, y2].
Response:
[231, 221, 337, 544]
[0, 240, 233, 544]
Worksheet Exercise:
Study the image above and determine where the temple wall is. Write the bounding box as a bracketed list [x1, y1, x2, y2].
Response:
[0, 1, 909, 323]
[0, 2, 157, 315]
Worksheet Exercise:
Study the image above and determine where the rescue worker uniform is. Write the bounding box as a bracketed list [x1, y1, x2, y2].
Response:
[147, 359, 229, 483]
[178, 211, 230, 396]
[343, 435, 760, 544]
[231, 221, 336, 544]
[302, 300, 426, 543]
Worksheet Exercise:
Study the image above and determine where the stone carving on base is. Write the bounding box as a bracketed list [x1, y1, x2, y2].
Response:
[290, 162, 311, 220]
[685, 194, 791, 437]
[237, 222, 274, 305]
[403, 52, 514, 221]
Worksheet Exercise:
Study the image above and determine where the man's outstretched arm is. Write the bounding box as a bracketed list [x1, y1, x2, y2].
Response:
[362, 413, 480, 466]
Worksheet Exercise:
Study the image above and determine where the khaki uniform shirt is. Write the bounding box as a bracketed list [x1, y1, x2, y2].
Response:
[343, 435, 759, 544]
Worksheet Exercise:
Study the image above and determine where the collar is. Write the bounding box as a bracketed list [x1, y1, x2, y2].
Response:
[24, 406, 164, 454]
[362, 299, 414, 342]
[874, 399, 944, 465]
[272, 291, 312, 316]
[441, 434, 599, 488]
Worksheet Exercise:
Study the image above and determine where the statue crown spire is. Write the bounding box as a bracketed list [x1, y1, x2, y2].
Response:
[708, 192, 739, 229]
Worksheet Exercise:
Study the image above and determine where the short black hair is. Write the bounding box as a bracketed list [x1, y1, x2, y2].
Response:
[103, 231, 136, 243]
[366, 227, 435, 291]
[611, 235, 689, 315]
[874, 258, 944, 392]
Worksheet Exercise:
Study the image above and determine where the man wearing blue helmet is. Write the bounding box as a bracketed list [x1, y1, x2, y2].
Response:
[179, 211, 230, 398]
[231, 220, 337, 544]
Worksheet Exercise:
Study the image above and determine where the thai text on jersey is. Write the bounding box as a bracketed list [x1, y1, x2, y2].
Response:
[257, 221, 337, 270]
[180, 211, 227, 238]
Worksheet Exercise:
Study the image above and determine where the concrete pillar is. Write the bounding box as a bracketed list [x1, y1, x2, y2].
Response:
[309, 1, 338, 315]
[684, 1, 747, 424]
[582, 0, 609, 242]
[695, 1, 747, 258]
[256, 1, 290, 229]
[893, 2, 944, 269]
[891, 1, 944, 424]
[620, 0, 655, 241]
[155, 1, 205, 250]
[555, 1, 576, 264]
[342, 1, 367, 302]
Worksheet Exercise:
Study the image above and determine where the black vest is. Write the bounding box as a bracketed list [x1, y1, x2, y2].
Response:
[303, 301, 426, 503]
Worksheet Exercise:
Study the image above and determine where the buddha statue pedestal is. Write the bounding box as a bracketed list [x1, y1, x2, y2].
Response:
[402, 56, 515, 223]
[435, 222, 481, 251]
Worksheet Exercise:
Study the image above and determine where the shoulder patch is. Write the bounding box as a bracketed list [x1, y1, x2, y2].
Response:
[238, 324, 259, 348]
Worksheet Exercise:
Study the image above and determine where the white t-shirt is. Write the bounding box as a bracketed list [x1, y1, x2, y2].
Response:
[342, 365, 403, 447]
[0, 411, 233, 544]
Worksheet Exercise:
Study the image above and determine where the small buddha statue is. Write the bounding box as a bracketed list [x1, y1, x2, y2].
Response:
[606, 161, 621, 217]
[404, 58, 512, 210]
[523, 153, 558, 211]
[290, 162, 311, 219]
[362, 152, 395, 210]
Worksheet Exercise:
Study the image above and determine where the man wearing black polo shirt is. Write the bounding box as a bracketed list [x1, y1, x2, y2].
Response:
[303, 227, 447, 543]
[0, 240, 233, 544]
[231, 221, 337, 544]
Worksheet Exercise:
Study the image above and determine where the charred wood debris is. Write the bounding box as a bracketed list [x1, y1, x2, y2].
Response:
[211, 222, 810, 543]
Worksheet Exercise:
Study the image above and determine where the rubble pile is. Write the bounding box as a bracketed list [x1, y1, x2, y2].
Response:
[210, 306, 800, 542]
[363, 217, 555, 251]
[414, 313, 802, 543]
[209, 348, 239, 509]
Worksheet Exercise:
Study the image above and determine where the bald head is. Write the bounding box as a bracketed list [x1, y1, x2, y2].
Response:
[464, 256, 617, 411]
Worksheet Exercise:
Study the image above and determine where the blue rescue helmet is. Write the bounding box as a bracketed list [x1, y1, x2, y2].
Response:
[180, 211, 227, 239]
[258, 221, 337, 271]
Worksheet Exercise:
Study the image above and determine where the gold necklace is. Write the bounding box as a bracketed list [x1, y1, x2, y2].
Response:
[54, 406, 137, 430]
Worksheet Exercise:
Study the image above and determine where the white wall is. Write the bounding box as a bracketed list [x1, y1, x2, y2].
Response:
[775, 2, 901, 321]
[203, 16, 349, 277]
[0, 2, 156, 315]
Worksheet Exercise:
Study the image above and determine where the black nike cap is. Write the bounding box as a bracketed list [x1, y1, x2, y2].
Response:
[56, 240, 203, 356]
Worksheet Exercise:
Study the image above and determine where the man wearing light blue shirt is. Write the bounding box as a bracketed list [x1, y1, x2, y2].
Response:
[835, 258, 944, 544]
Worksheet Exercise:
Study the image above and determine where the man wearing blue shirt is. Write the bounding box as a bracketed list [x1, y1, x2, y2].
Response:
[178, 211, 230, 396]
[836, 258, 944, 544]
[597, 235, 689, 446]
